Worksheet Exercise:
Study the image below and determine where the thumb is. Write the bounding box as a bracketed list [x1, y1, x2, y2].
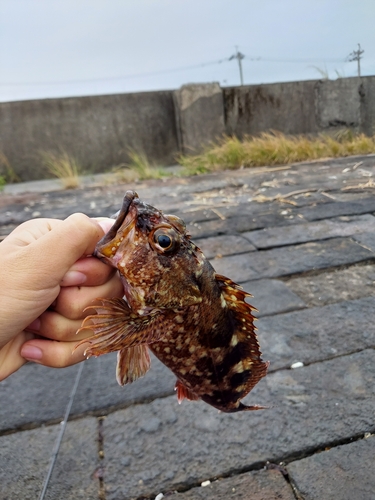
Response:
[21, 213, 105, 289]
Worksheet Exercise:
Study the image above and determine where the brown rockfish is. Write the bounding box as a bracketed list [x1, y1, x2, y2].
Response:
[78, 190, 269, 412]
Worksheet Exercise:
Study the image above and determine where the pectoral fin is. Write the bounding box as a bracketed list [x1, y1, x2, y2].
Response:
[76, 297, 163, 357]
[116, 345, 151, 386]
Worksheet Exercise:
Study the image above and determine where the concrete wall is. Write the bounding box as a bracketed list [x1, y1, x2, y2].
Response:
[174, 83, 225, 153]
[1, 76, 375, 181]
[0, 91, 179, 181]
[224, 76, 375, 139]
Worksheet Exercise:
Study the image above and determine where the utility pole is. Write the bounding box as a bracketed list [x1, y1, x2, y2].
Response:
[229, 46, 245, 85]
[347, 43, 364, 77]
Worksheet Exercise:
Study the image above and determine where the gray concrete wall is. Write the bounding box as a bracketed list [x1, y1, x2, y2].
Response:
[223, 76, 375, 139]
[0, 91, 179, 181]
[1, 76, 375, 181]
[224, 80, 319, 137]
[174, 83, 225, 153]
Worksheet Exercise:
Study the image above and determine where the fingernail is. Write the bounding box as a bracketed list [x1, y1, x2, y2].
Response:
[21, 345, 43, 361]
[61, 271, 87, 286]
[96, 218, 115, 233]
[26, 318, 41, 332]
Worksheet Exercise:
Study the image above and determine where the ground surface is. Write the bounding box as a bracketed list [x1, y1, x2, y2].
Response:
[1, 155, 375, 500]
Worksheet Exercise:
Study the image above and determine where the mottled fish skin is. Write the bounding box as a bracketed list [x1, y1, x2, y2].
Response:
[78, 190, 269, 412]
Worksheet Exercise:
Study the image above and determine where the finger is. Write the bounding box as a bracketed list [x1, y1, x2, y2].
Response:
[20, 338, 88, 368]
[0, 331, 34, 381]
[60, 256, 116, 287]
[54, 273, 124, 320]
[27, 311, 89, 341]
[93, 217, 116, 234]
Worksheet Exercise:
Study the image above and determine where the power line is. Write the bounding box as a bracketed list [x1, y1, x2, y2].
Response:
[0, 53, 354, 87]
[252, 57, 344, 64]
[0, 59, 230, 87]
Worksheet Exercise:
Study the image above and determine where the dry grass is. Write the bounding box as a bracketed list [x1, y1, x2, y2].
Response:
[115, 150, 167, 181]
[178, 130, 375, 174]
[40, 151, 81, 189]
[0, 151, 20, 186]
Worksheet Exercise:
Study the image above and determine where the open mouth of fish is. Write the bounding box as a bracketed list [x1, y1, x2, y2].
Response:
[94, 190, 139, 262]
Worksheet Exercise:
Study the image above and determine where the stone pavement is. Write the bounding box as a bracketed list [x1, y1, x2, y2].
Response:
[1, 154, 375, 500]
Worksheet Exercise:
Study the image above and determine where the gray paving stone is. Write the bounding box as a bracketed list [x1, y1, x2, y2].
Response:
[166, 469, 295, 499]
[299, 197, 375, 221]
[210, 252, 259, 282]
[353, 231, 375, 252]
[102, 350, 375, 499]
[188, 209, 302, 239]
[0, 417, 99, 500]
[45, 418, 100, 500]
[0, 353, 175, 432]
[241, 279, 306, 317]
[287, 436, 375, 500]
[0, 426, 55, 499]
[257, 297, 375, 370]
[210, 238, 374, 283]
[194, 234, 256, 259]
[243, 214, 375, 249]
[285, 263, 375, 307]
[0, 362, 80, 432]
[72, 352, 175, 416]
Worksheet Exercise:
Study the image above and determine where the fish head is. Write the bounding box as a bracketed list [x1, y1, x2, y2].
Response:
[95, 190, 203, 311]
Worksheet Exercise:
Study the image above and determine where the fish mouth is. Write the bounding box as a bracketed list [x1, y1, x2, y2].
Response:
[94, 190, 139, 259]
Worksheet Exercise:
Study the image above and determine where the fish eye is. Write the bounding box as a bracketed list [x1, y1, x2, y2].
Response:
[157, 234, 172, 249]
[153, 228, 177, 252]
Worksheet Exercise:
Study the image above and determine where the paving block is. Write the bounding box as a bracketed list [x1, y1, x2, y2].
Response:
[287, 435, 375, 500]
[101, 350, 375, 499]
[211, 237, 374, 283]
[243, 214, 375, 249]
[194, 234, 256, 259]
[0, 362, 80, 433]
[188, 210, 300, 239]
[0, 352, 174, 433]
[45, 418, 100, 500]
[0, 426, 56, 499]
[285, 263, 375, 307]
[72, 352, 175, 416]
[353, 231, 375, 252]
[166, 469, 295, 499]
[257, 296, 375, 370]
[241, 279, 306, 317]
[299, 197, 375, 221]
[0, 417, 99, 499]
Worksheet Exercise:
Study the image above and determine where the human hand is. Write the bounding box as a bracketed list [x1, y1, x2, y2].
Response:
[0, 214, 123, 381]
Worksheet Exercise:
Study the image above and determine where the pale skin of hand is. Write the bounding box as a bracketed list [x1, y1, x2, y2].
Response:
[0, 214, 123, 381]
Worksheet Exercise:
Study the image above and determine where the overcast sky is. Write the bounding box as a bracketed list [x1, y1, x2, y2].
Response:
[0, 0, 374, 102]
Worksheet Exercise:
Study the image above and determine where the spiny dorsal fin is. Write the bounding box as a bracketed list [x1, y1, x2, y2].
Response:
[214, 273, 269, 388]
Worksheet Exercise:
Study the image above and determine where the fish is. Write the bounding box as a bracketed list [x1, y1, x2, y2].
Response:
[78, 190, 269, 412]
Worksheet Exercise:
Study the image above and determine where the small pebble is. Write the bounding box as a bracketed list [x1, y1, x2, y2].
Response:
[291, 361, 304, 369]
[201, 480, 211, 487]
[155, 494, 164, 500]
